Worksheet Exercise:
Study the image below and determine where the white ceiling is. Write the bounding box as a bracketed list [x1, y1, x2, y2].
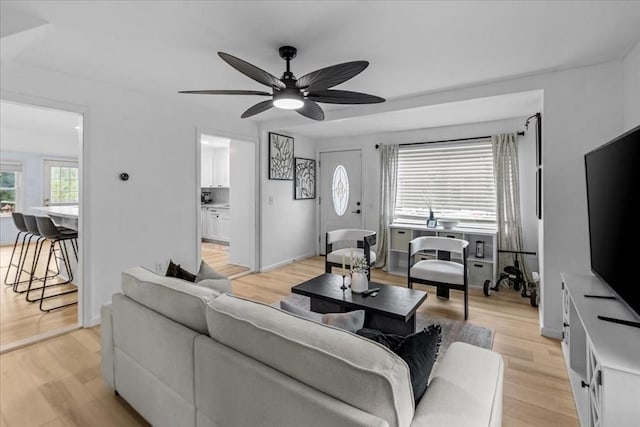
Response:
[2, 1, 640, 135]
[0, 101, 81, 156]
[1, 100, 81, 135]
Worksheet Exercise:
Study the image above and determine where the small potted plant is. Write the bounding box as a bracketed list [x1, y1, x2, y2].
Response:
[350, 253, 369, 293]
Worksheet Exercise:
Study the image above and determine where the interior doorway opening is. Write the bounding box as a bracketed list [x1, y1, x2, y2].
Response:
[0, 100, 83, 352]
[198, 132, 257, 278]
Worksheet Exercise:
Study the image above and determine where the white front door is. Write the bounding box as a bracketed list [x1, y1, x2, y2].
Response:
[320, 150, 363, 254]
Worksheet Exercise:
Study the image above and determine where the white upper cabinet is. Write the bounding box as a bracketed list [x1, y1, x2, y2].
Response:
[201, 144, 229, 188]
[201, 145, 214, 187]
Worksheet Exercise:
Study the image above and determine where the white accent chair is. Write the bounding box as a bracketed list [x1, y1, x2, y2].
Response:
[325, 229, 376, 277]
[408, 236, 470, 320]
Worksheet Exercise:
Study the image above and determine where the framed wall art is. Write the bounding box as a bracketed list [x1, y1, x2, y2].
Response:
[294, 157, 316, 200]
[268, 132, 294, 180]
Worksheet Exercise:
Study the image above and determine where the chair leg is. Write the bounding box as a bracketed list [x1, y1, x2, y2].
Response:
[19, 238, 62, 296]
[38, 239, 78, 312]
[3, 232, 22, 285]
[464, 288, 469, 320]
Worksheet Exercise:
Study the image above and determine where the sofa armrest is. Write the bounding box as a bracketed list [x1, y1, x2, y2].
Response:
[100, 303, 115, 389]
[410, 342, 503, 427]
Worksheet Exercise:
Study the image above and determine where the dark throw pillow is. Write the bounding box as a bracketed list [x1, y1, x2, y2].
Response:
[165, 260, 197, 282]
[357, 325, 442, 403]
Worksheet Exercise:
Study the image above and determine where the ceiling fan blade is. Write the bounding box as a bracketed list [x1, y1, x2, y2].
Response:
[296, 101, 325, 121]
[307, 89, 385, 104]
[297, 61, 369, 92]
[241, 100, 274, 118]
[218, 52, 285, 90]
[178, 90, 271, 96]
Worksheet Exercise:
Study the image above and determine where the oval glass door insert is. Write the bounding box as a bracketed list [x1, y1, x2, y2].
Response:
[332, 165, 349, 216]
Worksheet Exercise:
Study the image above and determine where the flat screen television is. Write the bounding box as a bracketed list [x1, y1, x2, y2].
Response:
[584, 124, 640, 319]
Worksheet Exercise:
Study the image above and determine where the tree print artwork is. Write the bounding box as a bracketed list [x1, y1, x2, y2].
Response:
[294, 157, 316, 200]
[269, 132, 294, 180]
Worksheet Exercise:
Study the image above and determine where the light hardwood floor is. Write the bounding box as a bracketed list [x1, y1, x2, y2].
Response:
[201, 242, 250, 278]
[0, 256, 578, 427]
[1, 244, 78, 348]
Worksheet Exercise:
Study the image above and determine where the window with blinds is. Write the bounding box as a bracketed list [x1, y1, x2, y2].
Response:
[395, 139, 496, 226]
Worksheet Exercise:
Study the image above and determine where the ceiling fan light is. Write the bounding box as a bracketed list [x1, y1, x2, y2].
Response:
[273, 97, 304, 110]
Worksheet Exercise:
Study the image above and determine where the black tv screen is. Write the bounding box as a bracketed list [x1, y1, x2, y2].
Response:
[584, 125, 640, 318]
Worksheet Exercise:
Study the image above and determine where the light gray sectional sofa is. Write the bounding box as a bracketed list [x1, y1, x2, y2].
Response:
[101, 266, 504, 427]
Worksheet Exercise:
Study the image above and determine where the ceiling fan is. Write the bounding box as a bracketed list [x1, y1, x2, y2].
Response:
[179, 46, 385, 121]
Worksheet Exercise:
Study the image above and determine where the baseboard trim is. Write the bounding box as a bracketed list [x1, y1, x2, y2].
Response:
[0, 323, 80, 354]
[541, 327, 562, 340]
[261, 252, 316, 273]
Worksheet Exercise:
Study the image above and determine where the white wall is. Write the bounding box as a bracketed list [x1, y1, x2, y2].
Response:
[1, 127, 79, 157]
[229, 138, 256, 269]
[315, 117, 539, 271]
[1, 62, 257, 325]
[259, 131, 317, 271]
[623, 39, 640, 131]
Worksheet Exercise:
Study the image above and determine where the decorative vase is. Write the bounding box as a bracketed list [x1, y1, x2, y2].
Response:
[428, 210, 434, 220]
[351, 271, 368, 293]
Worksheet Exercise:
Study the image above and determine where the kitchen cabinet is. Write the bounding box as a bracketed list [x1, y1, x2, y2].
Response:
[201, 145, 229, 188]
[201, 206, 230, 243]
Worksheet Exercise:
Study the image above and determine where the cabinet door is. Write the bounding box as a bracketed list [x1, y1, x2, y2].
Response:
[201, 209, 207, 237]
[201, 146, 214, 187]
[220, 215, 230, 242]
[209, 211, 221, 240]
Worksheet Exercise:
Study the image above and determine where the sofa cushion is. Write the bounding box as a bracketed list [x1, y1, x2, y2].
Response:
[206, 294, 414, 427]
[411, 341, 504, 427]
[122, 266, 220, 334]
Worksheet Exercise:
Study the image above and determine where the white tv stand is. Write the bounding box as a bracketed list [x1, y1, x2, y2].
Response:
[561, 273, 640, 426]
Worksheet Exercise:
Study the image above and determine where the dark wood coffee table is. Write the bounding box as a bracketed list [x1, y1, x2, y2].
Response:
[291, 273, 428, 336]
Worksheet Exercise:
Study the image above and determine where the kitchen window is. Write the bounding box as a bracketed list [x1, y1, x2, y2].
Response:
[394, 139, 497, 226]
[44, 160, 79, 205]
[0, 161, 22, 216]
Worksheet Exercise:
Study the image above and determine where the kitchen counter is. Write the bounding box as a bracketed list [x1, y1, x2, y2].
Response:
[31, 205, 79, 231]
[201, 204, 229, 208]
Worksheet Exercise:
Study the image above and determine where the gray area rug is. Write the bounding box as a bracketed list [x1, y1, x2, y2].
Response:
[277, 294, 494, 351]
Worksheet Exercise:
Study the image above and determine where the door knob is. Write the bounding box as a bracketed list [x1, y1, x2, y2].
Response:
[351, 209, 361, 214]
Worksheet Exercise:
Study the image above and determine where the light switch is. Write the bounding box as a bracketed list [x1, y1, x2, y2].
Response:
[268, 195, 274, 205]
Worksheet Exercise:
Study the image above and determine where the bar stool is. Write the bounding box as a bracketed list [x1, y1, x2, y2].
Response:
[15, 215, 60, 294]
[33, 216, 78, 312]
[3, 212, 32, 287]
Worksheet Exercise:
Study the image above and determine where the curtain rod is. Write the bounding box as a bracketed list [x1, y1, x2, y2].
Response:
[375, 131, 524, 150]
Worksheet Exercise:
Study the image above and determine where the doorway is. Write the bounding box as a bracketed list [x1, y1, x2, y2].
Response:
[198, 131, 257, 278]
[0, 100, 83, 351]
[319, 149, 364, 254]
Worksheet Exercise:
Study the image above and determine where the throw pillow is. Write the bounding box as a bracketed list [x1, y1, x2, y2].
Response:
[279, 301, 365, 333]
[165, 260, 197, 282]
[357, 325, 442, 403]
[195, 260, 228, 282]
[197, 278, 232, 294]
[321, 311, 365, 333]
[280, 300, 323, 322]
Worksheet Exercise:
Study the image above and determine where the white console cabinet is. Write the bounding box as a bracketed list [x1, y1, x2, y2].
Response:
[561, 273, 640, 426]
[387, 223, 498, 287]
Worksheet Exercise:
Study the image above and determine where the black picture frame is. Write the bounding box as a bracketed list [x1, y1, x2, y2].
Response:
[268, 132, 294, 180]
[294, 157, 316, 200]
[426, 219, 438, 228]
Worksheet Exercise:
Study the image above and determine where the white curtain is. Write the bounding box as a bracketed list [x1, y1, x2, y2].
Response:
[375, 144, 399, 270]
[492, 133, 531, 282]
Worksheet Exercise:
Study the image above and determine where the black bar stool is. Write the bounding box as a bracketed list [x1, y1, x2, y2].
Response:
[32, 216, 78, 312]
[16, 215, 61, 294]
[3, 212, 32, 287]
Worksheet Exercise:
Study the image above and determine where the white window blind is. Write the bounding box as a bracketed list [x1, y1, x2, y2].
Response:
[395, 139, 496, 225]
